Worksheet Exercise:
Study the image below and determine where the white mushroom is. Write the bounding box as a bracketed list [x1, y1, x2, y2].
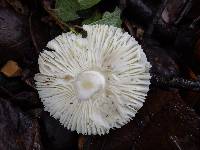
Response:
[34, 25, 151, 135]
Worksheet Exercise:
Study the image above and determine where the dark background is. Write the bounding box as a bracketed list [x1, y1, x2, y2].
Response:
[0, 0, 200, 150]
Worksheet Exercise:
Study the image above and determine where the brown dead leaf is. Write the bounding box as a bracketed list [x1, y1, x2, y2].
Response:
[0, 98, 43, 150]
[1, 60, 22, 77]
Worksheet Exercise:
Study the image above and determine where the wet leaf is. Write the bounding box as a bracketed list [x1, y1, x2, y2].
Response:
[54, 0, 102, 22]
[10, 91, 40, 110]
[82, 11, 102, 25]
[83, 89, 200, 150]
[133, 90, 200, 150]
[40, 112, 78, 150]
[90, 7, 122, 27]
[142, 38, 179, 78]
[0, 73, 40, 110]
[55, 0, 80, 22]
[0, 73, 30, 95]
[0, 98, 43, 150]
[0, 5, 30, 66]
[5, 0, 29, 15]
[123, 0, 153, 28]
[78, 0, 101, 10]
[161, 0, 191, 24]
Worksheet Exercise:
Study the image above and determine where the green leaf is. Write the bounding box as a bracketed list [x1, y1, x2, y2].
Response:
[54, 0, 102, 22]
[90, 7, 122, 27]
[82, 11, 102, 25]
[78, 0, 101, 10]
[55, 0, 80, 22]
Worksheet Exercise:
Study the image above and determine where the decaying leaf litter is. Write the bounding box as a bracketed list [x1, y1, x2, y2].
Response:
[0, 0, 200, 150]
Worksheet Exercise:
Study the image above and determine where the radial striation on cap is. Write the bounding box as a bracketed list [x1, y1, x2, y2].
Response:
[34, 25, 151, 135]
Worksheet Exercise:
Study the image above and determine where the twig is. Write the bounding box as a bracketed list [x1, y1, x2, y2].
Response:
[174, 0, 192, 25]
[151, 74, 200, 91]
[169, 136, 182, 150]
[190, 15, 200, 29]
[43, 5, 77, 33]
[29, 12, 39, 54]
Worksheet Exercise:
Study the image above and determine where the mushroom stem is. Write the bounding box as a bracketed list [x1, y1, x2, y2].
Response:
[151, 75, 200, 91]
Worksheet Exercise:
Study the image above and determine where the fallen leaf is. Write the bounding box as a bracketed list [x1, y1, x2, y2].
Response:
[5, 0, 29, 15]
[1, 60, 22, 77]
[90, 7, 122, 27]
[82, 11, 102, 25]
[142, 38, 179, 78]
[83, 89, 200, 150]
[54, 0, 102, 22]
[40, 111, 79, 150]
[55, 0, 80, 22]
[78, 0, 101, 10]
[0, 98, 43, 150]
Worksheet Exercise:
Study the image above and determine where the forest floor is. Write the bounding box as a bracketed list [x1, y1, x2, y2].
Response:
[0, 0, 200, 150]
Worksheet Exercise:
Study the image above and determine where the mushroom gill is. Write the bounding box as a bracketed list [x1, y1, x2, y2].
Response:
[34, 25, 151, 135]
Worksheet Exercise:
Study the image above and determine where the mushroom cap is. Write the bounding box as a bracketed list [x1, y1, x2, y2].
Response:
[34, 25, 151, 135]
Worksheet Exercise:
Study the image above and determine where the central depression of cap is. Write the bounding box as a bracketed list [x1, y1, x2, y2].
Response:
[75, 71, 106, 101]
